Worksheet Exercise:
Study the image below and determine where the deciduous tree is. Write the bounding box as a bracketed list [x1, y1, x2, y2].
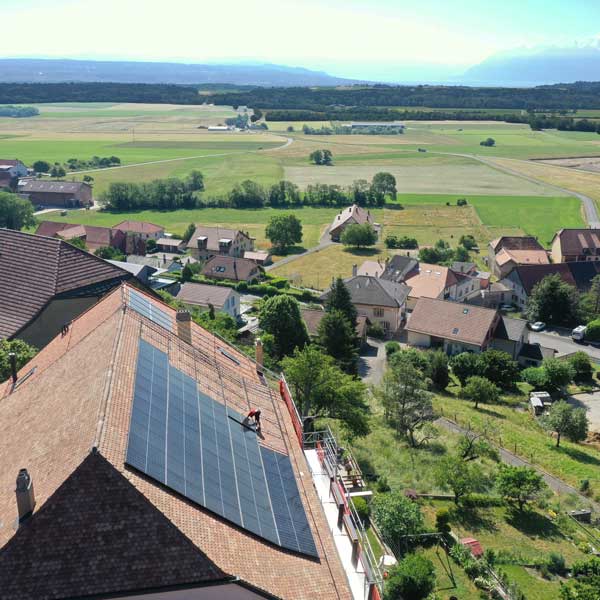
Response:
[526, 274, 580, 326]
[383, 554, 436, 600]
[496, 465, 547, 511]
[265, 214, 303, 251]
[0, 192, 36, 230]
[435, 455, 487, 504]
[463, 375, 500, 409]
[371, 171, 397, 199]
[371, 491, 424, 547]
[259, 295, 308, 359]
[542, 400, 588, 447]
[340, 223, 377, 248]
[0, 339, 37, 383]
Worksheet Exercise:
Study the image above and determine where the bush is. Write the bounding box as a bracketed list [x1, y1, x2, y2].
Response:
[435, 508, 451, 533]
[457, 198, 468, 206]
[236, 281, 248, 292]
[547, 552, 566, 575]
[569, 351, 593, 379]
[385, 341, 401, 358]
[585, 319, 600, 342]
[352, 497, 371, 524]
[376, 476, 391, 493]
[367, 322, 385, 339]
[146, 238, 157, 253]
[384, 554, 436, 600]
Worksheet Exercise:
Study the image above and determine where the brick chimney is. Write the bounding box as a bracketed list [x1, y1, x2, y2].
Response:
[16, 469, 35, 523]
[176, 309, 192, 345]
[255, 338, 264, 373]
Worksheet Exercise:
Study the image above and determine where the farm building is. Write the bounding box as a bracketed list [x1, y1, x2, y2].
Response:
[35, 221, 127, 253]
[551, 228, 600, 263]
[0, 284, 352, 600]
[488, 236, 549, 278]
[244, 250, 271, 266]
[155, 237, 185, 253]
[18, 180, 93, 208]
[0, 159, 28, 190]
[329, 204, 377, 242]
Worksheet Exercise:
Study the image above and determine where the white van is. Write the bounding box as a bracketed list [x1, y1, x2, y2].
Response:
[572, 325, 587, 342]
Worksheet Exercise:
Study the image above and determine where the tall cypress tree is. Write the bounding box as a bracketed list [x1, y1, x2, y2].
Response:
[326, 277, 357, 330]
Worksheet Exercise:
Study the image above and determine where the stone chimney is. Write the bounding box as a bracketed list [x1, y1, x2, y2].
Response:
[176, 309, 192, 345]
[255, 338, 264, 373]
[16, 469, 35, 523]
[352, 264, 358, 277]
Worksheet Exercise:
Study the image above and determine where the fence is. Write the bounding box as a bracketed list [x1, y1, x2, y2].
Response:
[304, 428, 385, 599]
[278, 373, 304, 447]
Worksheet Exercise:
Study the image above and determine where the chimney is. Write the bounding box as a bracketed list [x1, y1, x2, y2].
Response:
[16, 469, 35, 523]
[352, 264, 358, 277]
[8, 352, 17, 383]
[176, 309, 192, 345]
[255, 338, 264, 373]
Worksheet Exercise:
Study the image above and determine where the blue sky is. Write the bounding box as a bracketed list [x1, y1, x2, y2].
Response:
[2, 0, 599, 79]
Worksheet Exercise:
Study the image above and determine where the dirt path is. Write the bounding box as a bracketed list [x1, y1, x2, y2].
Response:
[265, 226, 334, 272]
[436, 416, 599, 510]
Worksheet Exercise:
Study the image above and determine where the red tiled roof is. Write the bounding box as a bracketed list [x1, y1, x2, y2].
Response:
[0, 229, 130, 338]
[113, 220, 164, 234]
[35, 220, 125, 251]
[202, 255, 259, 281]
[0, 285, 351, 600]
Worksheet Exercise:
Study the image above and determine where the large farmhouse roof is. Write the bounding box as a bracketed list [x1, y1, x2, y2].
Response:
[553, 228, 600, 256]
[18, 180, 89, 194]
[0, 229, 130, 339]
[0, 285, 350, 600]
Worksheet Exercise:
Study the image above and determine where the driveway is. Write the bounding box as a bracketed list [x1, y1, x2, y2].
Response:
[568, 391, 600, 433]
[358, 338, 386, 385]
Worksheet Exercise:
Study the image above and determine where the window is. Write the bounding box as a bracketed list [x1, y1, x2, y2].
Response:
[373, 307, 384, 318]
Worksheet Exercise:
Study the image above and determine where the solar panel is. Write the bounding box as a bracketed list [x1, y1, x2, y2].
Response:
[128, 289, 173, 331]
[126, 338, 317, 557]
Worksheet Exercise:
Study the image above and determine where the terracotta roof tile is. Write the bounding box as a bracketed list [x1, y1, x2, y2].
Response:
[113, 220, 164, 234]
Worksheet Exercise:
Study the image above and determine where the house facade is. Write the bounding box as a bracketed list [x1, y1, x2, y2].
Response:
[321, 275, 411, 334]
[187, 225, 254, 260]
[551, 228, 600, 262]
[329, 204, 376, 242]
[488, 236, 549, 278]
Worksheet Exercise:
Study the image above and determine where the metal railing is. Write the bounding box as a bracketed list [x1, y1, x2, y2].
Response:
[304, 428, 385, 598]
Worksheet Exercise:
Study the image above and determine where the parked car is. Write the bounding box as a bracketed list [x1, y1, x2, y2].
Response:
[529, 321, 546, 331]
[572, 325, 587, 342]
[499, 303, 516, 312]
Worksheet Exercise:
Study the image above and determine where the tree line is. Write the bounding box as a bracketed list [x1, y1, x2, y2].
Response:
[101, 171, 397, 211]
[0, 105, 38, 117]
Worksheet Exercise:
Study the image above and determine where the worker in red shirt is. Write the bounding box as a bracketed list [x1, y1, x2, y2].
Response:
[247, 408, 262, 432]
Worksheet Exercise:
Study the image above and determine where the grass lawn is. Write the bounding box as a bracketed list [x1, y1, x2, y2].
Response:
[433, 393, 600, 493]
[39, 205, 341, 251]
[270, 242, 387, 290]
[500, 564, 564, 600]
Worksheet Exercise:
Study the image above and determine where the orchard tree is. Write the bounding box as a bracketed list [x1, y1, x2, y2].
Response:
[259, 295, 308, 359]
[526, 274, 580, 326]
[0, 192, 36, 230]
[371, 172, 397, 199]
[542, 400, 588, 447]
[371, 491, 424, 547]
[265, 214, 303, 252]
[463, 376, 500, 409]
[496, 465, 547, 511]
[340, 223, 377, 248]
[477, 350, 519, 389]
[435, 455, 487, 504]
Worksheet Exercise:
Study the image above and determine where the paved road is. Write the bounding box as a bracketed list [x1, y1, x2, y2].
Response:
[436, 416, 599, 508]
[529, 329, 600, 360]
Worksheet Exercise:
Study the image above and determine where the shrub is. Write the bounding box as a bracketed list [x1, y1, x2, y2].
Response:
[383, 554, 436, 600]
[352, 497, 371, 524]
[547, 552, 566, 575]
[236, 281, 248, 292]
[435, 508, 451, 533]
[376, 476, 391, 493]
[371, 491, 424, 547]
[456, 198, 468, 206]
[385, 341, 401, 358]
[586, 319, 600, 342]
[569, 351, 593, 379]
[367, 322, 385, 339]
[146, 238, 157, 253]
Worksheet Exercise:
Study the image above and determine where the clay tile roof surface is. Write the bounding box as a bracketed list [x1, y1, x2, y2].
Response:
[0, 229, 130, 339]
[0, 284, 351, 600]
[404, 263, 457, 299]
[495, 248, 549, 267]
[407, 298, 498, 347]
[35, 220, 122, 250]
[330, 204, 373, 232]
[19, 180, 88, 194]
[490, 236, 544, 253]
[554, 228, 600, 255]
[186, 225, 250, 251]
[113, 220, 164, 234]
[175, 282, 235, 307]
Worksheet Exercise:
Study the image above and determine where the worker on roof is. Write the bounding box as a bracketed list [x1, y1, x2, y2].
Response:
[247, 408, 261, 432]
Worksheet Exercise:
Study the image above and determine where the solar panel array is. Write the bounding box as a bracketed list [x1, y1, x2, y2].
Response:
[128, 289, 173, 331]
[126, 339, 318, 558]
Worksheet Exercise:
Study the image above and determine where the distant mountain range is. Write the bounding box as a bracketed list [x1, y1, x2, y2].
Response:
[462, 44, 600, 85]
[0, 58, 358, 87]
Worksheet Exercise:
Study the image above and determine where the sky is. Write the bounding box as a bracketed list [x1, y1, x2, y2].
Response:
[1, 0, 600, 80]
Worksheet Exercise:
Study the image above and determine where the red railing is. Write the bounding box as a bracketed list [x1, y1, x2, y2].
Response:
[279, 375, 303, 447]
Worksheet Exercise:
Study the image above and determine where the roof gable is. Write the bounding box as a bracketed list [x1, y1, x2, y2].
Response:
[0, 452, 229, 600]
[512, 263, 575, 295]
